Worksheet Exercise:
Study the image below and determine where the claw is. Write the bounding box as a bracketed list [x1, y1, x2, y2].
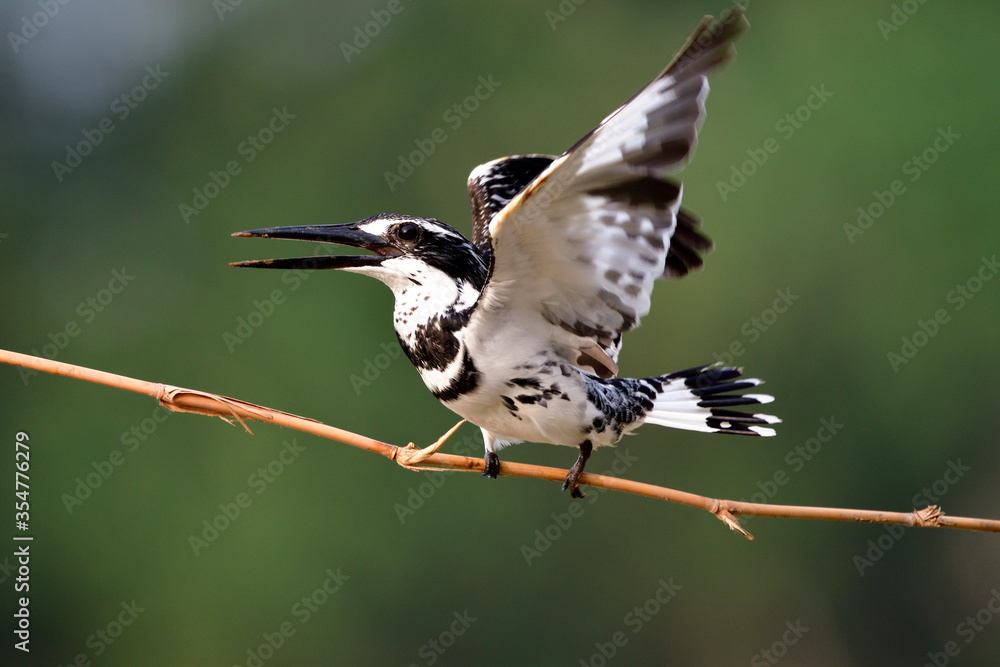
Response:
[562, 473, 585, 499]
[396, 419, 465, 468]
[561, 440, 593, 498]
[483, 451, 500, 479]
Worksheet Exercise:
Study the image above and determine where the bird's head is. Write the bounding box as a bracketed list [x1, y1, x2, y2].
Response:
[231, 213, 488, 301]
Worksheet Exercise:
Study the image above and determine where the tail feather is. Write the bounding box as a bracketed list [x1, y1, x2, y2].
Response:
[642, 364, 779, 436]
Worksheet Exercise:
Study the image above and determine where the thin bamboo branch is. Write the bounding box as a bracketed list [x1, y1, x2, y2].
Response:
[3, 347, 998, 539]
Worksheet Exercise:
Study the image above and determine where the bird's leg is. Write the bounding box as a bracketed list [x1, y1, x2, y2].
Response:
[562, 439, 593, 498]
[401, 419, 466, 466]
[482, 431, 500, 479]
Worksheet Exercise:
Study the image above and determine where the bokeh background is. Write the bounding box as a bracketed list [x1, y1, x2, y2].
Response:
[2, 0, 999, 665]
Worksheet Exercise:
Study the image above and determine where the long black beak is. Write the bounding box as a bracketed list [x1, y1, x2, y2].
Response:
[229, 223, 398, 270]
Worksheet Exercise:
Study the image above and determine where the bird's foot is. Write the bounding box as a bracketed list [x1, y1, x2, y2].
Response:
[562, 470, 585, 499]
[561, 440, 593, 498]
[482, 451, 500, 479]
[397, 419, 465, 468]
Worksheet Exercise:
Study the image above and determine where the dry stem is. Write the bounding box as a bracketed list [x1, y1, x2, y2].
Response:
[3, 348, 998, 539]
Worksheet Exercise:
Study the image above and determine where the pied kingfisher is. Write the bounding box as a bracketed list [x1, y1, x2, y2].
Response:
[232, 7, 778, 497]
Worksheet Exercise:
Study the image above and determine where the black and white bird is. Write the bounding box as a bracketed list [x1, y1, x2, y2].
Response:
[232, 7, 777, 497]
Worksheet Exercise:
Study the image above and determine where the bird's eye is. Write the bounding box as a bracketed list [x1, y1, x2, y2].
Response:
[396, 222, 420, 242]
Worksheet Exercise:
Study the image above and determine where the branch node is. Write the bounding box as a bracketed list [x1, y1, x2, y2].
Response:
[158, 384, 257, 433]
[155, 384, 321, 435]
[913, 504, 944, 527]
[712, 501, 755, 540]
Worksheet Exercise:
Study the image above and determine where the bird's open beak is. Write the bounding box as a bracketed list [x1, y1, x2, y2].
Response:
[229, 223, 399, 270]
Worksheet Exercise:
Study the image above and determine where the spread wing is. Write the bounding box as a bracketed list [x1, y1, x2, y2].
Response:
[468, 155, 556, 256]
[467, 7, 748, 379]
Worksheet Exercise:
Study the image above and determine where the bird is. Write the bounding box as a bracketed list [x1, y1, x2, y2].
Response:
[231, 6, 778, 498]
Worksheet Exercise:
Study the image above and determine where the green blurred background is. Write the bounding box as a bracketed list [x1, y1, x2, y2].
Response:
[2, 0, 999, 664]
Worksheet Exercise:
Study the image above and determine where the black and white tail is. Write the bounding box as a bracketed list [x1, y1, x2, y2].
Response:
[642, 364, 779, 436]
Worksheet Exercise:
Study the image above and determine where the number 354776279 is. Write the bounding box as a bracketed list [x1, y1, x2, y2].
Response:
[15, 432, 30, 531]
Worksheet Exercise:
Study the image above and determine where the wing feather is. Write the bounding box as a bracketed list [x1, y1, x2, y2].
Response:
[467, 155, 555, 257]
[467, 7, 747, 378]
